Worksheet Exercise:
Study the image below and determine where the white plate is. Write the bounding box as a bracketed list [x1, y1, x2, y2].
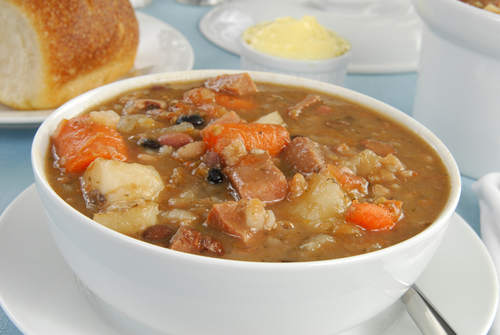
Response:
[0, 185, 497, 335]
[199, 0, 423, 74]
[0, 11, 194, 129]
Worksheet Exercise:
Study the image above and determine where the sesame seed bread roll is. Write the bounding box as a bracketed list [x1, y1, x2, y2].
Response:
[0, 0, 139, 110]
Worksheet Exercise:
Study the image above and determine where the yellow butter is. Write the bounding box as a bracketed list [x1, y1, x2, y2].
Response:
[242, 15, 351, 60]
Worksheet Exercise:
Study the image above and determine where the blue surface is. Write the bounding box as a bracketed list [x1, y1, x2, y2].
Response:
[0, 1, 481, 334]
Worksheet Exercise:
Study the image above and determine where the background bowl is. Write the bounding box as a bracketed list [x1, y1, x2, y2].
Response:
[239, 37, 352, 86]
[411, 0, 500, 179]
[32, 70, 461, 335]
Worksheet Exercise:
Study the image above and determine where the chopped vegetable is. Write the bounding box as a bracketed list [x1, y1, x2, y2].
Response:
[203, 123, 291, 157]
[52, 115, 128, 173]
[327, 164, 368, 195]
[345, 200, 403, 231]
[214, 93, 257, 111]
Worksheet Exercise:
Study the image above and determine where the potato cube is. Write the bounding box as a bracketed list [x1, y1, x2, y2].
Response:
[82, 158, 164, 208]
[289, 167, 349, 228]
[94, 201, 159, 238]
[254, 111, 286, 127]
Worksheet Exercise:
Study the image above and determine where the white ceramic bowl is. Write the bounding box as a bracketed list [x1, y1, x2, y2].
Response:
[239, 37, 352, 86]
[411, 0, 500, 179]
[32, 70, 461, 335]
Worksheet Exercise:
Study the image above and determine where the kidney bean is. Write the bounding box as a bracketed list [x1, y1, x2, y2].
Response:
[157, 133, 194, 148]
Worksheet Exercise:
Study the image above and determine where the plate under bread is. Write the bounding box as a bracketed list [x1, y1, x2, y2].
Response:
[0, 12, 195, 128]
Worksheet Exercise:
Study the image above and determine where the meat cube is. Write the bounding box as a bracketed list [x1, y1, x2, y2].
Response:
[288, 95, 321, 119]
[170, 227, 224, 256]
[206, 200, 252, 243]
[93, 201, 159, 238]
[200, 111, 246, 137]
[82, 158, 164, 209]
[223, 153, 288, 203]
[208, 110, 246, 126]
[282, 137, 326, 175]
[206, 199, 275, 244]
[205, 73, 258, 96]
[143, 225, 175, 242]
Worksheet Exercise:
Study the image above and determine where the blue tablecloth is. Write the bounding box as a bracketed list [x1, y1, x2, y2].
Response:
[0, 1, 480, 334]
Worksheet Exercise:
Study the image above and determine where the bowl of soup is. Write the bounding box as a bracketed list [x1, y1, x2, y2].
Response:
[31, 70, 460, 335]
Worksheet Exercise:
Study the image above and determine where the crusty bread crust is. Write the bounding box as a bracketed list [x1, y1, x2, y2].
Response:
[0, 0, 139, 110]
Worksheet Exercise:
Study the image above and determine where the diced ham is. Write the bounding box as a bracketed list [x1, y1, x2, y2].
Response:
[282, 137, 326, 175]
[207, 110, 246, 127]
[143, 225, 174, 241]
[223, 153, 288, 203]
[206, 198, 275, 244]
[206, 200, 253, 243]
[204, 73, 258, 96]
[169, 227, 224, 256]
[359, 139, 397, 157]
[288, 95, 321, 119]
[200, 111, 246, 137]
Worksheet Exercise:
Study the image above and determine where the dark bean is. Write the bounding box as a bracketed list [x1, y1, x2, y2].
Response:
[176, 114, 204, 126]
[137, 138, 161, 149]
[207, 168, 224, 184]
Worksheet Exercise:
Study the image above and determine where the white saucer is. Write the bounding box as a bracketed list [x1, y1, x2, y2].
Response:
[0, 185, 497, 335]
[0, 11, 195, 129]
[199, 0, 423, 75]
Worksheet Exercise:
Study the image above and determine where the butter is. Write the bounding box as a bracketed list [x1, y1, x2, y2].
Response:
[242, 16, 351, 61]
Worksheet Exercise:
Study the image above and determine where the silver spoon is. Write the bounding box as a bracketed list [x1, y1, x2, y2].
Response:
[402, 285, 458, 335]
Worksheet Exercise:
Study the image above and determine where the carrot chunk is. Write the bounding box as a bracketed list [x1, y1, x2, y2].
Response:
[345, 200, 403, 231]
[203, 123, 290, 157]
[52, 115, 128, 173]
[327, 165, 368, 195]
[214, 93, 257, 111]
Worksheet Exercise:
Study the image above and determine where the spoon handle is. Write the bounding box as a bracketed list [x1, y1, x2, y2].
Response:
[402, 285, 458, 335]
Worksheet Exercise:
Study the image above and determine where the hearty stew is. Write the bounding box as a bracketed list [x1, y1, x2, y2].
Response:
[47, 73, 450, 262]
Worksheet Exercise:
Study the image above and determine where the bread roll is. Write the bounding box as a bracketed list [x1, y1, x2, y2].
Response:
[0, 0, 139, 110]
